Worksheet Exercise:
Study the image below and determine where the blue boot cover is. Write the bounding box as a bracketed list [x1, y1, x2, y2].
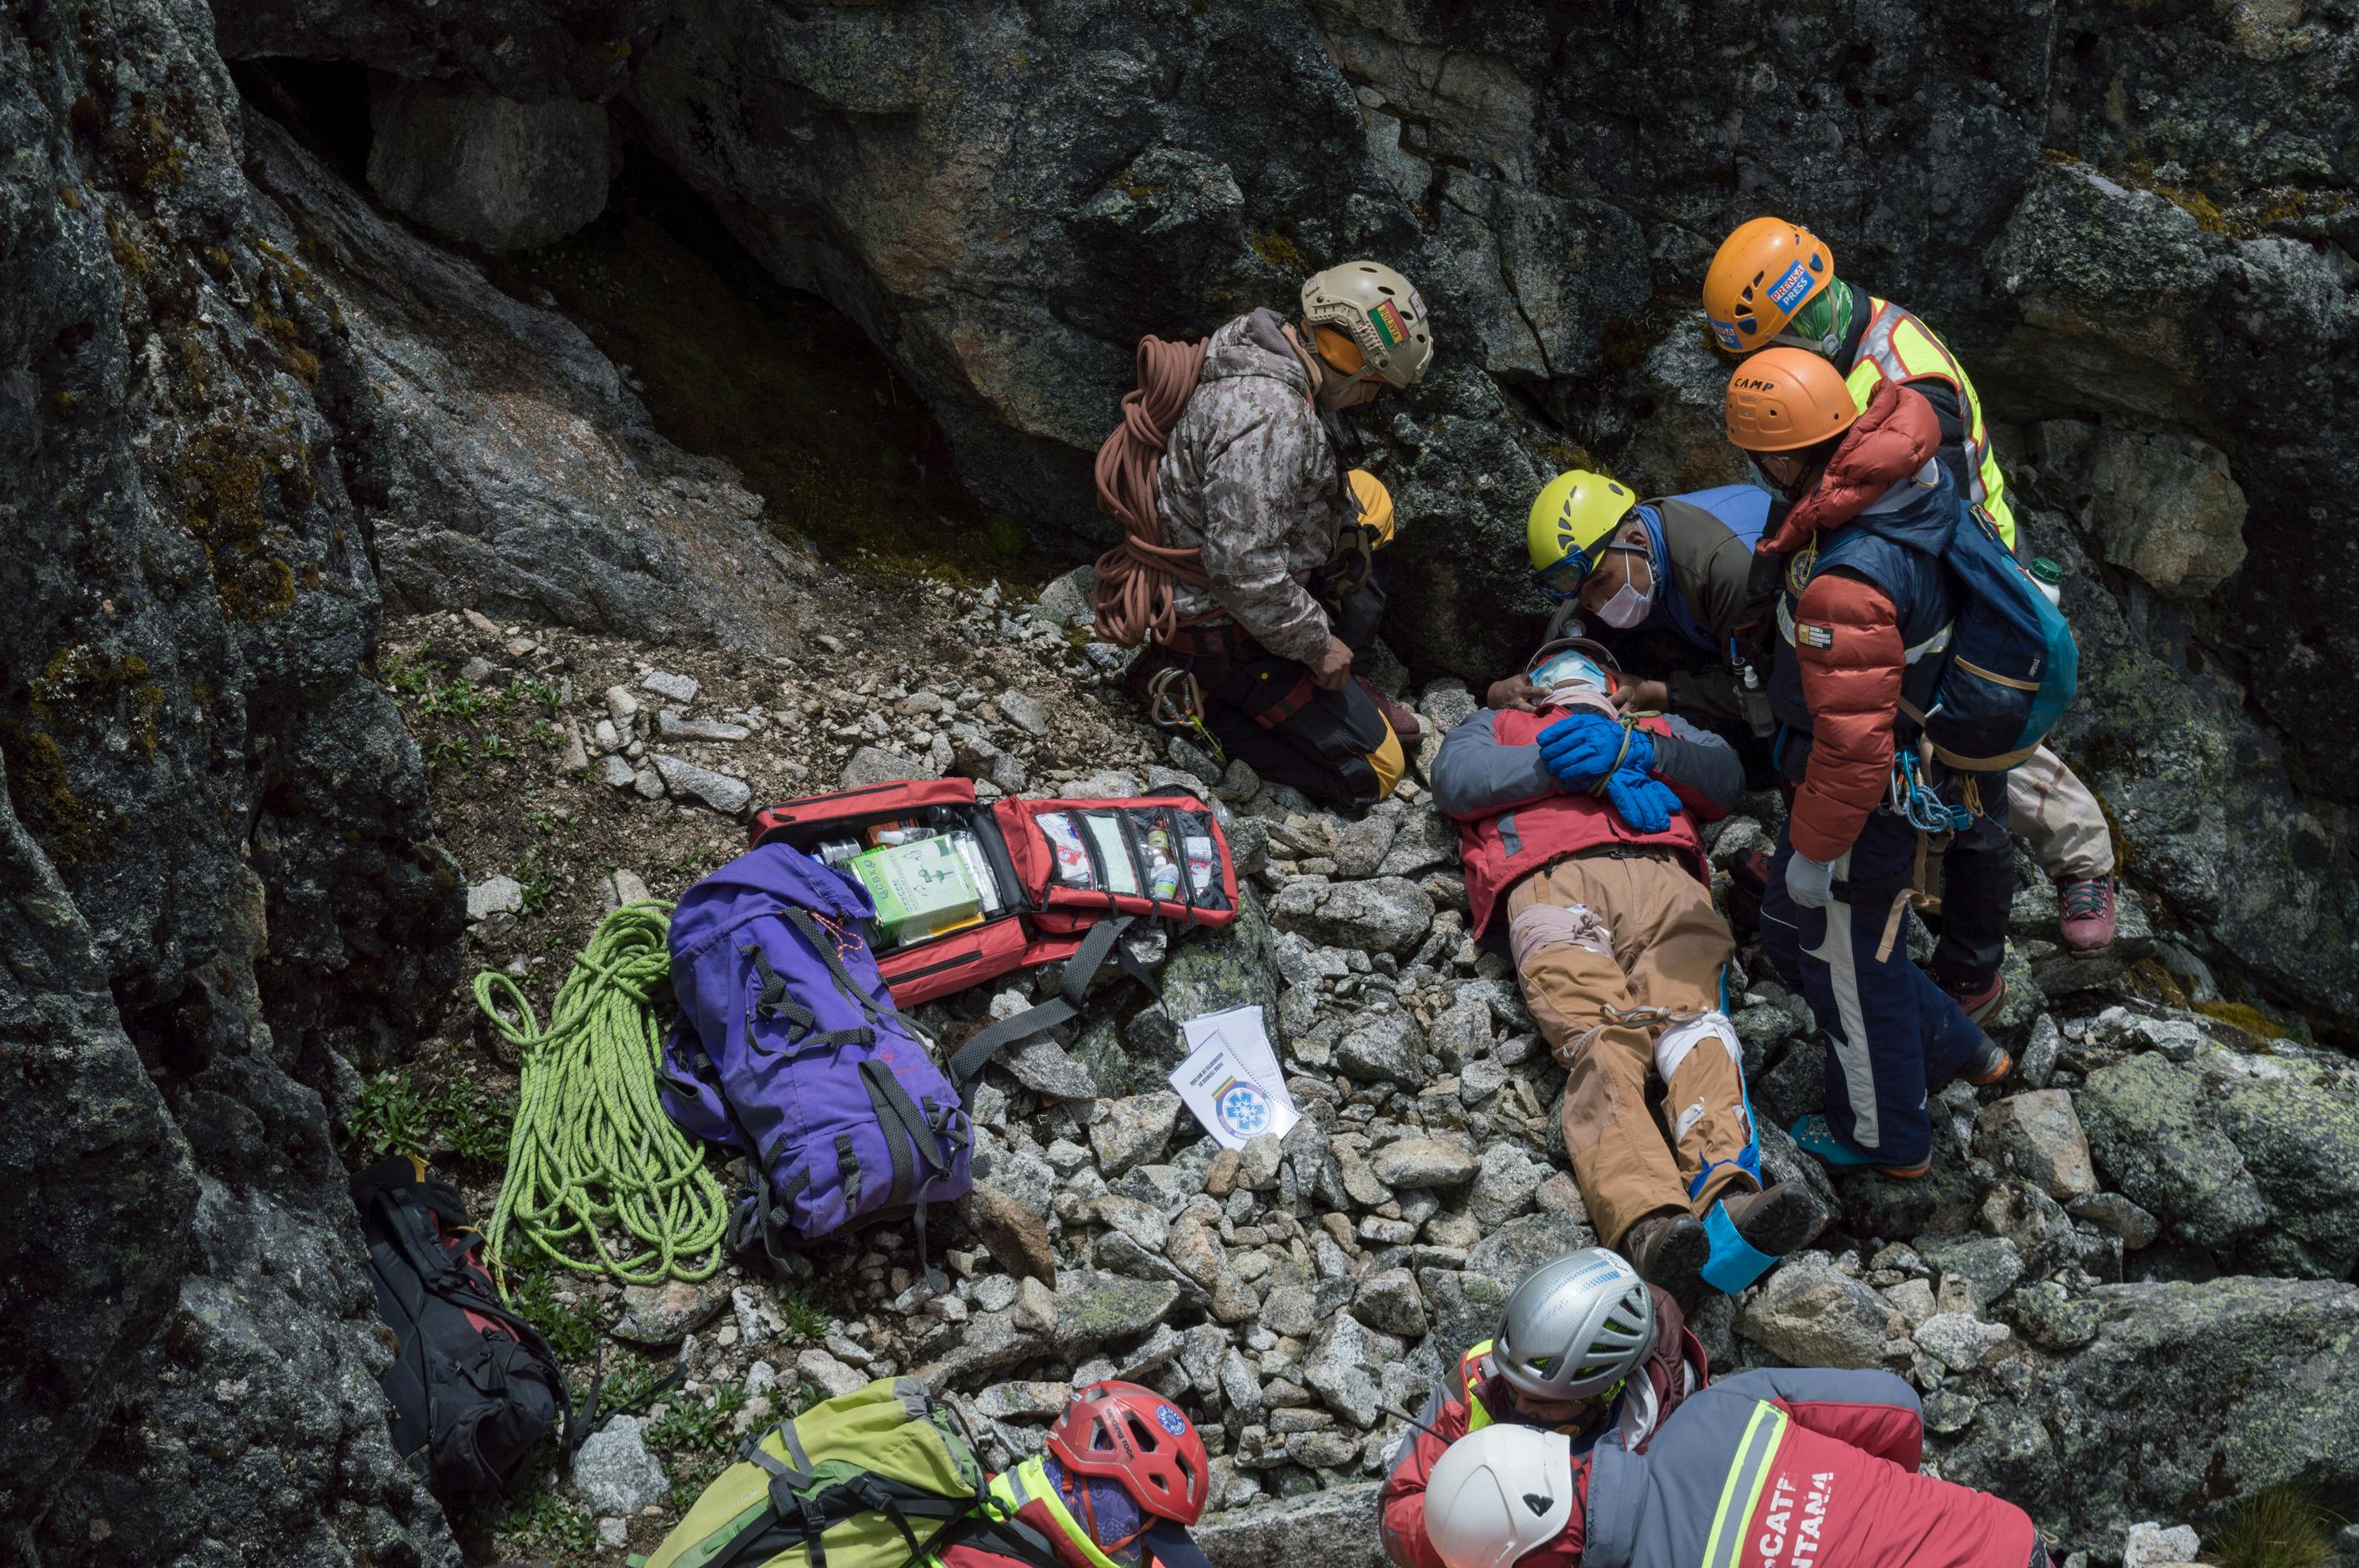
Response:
[1700, 1198, 1778, 1294]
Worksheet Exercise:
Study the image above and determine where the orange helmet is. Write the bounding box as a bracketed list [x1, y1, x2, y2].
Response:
[1703, 218, 1833, 354]
[1725, 348, 1859, 452]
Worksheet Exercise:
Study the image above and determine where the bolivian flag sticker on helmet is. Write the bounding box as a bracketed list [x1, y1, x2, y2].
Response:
[1369, 298, 1406, 348]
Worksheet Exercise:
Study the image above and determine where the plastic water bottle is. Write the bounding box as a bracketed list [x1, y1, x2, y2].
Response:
[2029, 556, 2065, 609]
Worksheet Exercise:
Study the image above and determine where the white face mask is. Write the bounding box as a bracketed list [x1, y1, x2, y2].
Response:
[1592, 544, 1655, 629]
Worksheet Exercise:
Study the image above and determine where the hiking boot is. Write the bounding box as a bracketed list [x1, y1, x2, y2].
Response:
[1360, 678, 1422, 748]
[1719, 1182, 1826, 1259]
[1874, 1158, 1933, 1180]
[1622, 1211, 1710, 1309]
[1941, 971, 2008, 1025]
[1723, 848, 1772, 938]
[1960, 1033, 2013, 1088]
[2057, 873, 2118, 953]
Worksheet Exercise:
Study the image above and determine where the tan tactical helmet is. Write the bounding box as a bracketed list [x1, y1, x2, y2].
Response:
[1302, 261, 1435, 388]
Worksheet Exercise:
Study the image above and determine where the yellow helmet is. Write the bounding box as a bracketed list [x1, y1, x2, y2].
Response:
[1526, 470, 1636, 599]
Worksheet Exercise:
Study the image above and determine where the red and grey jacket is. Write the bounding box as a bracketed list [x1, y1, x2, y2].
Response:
[1430, 705, 1742, 936]
[1379, 1284, 1705, 1568]
[1755, 380, 1960, 865]
[1535, 1368, 2042, 1568]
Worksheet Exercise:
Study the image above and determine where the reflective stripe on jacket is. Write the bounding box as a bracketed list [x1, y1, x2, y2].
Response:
[1838, 297, 2016, 550]
[1564, 1368, 2037, 1568]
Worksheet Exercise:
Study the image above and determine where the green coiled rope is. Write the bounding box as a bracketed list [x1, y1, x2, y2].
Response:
[475, 902, 728, 1289]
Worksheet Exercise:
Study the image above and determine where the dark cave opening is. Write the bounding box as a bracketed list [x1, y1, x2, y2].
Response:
[234, 58, 1055, 586]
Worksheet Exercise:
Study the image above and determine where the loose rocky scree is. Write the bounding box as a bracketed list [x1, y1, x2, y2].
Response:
[397, 567, 2359, 1568]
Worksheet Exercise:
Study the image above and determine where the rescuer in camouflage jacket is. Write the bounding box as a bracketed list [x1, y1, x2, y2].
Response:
[1149, 264, 1435, 808]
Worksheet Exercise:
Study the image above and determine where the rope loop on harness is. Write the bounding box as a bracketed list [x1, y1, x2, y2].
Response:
[476, 902, 729, 1289]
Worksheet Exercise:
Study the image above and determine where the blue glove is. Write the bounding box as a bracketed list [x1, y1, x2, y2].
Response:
[1603, 766, 1679, 832]
[1537, 714, 1652, 792]
[1785, 852, 1837, 909]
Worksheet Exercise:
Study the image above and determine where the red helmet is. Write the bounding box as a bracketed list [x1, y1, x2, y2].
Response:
[1045, 1381, 1210, 1526]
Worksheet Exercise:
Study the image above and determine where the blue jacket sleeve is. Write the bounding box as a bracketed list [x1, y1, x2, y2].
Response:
[1431, 710, 1558, 821]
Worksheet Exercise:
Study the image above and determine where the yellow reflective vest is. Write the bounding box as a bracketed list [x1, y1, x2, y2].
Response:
[1839, 297, 2018, 550]
[926, 1456, 1124, 1568]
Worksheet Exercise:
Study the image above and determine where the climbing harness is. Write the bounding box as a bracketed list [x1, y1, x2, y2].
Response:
[1146, 666, 1228, 766]
[475, 902, 729, 1289]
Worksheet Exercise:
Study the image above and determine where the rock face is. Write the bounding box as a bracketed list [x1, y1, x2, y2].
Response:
[0, 2, 460, 1560]
[367, 81, 611, 251]
[241, 113, 811, 652]
[1934, 1277, 2359, 1549]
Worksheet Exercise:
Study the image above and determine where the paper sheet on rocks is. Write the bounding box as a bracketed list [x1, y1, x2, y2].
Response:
[1169, 1004, 1298, 1149]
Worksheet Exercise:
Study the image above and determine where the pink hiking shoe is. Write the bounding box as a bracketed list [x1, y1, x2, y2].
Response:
[2057, 873, 2117, 953]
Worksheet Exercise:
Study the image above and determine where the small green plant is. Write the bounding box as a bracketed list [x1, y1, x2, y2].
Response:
[2215, 1487, 2337, 1568]
[476, 731, 516, 761]
[417, 677, 494, 721]
[421, 734, 473, 777]
[776, 1289, 834, 1344]
[506, 1263, 605, 1364]
[431, 1079, 512, 1163]
[377, 650, 433, 695]
[345, 1072, 432, 1161]
[495, 1458, 598, 1557]
[646, 1383, 748, 1453]
[507, 676, 567, 711]
[598, 1356, 678, 1417]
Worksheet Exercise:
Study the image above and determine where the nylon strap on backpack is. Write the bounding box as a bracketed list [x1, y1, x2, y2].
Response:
[944, 917, 1159, 1108]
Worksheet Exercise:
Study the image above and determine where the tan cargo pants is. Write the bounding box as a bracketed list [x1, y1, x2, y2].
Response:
[1506, 849, 1753, 1251]
[2011, 745, 2115, 880]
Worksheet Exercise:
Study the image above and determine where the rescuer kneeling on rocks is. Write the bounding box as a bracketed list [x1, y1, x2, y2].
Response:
[1091, 262, 1433, 810]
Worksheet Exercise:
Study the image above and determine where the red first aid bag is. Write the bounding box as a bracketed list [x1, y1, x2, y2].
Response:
[747, 778, 1239, 1008]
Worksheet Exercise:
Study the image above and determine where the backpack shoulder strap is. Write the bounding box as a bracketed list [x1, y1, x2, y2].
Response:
[943, 916, 1157, 1104]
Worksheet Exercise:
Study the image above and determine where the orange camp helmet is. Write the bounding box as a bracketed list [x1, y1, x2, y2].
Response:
[1725, 348, 1860, 453]
[1703, 218, 1834, 354]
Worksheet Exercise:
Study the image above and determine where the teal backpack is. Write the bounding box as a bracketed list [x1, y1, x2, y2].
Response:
[1909, 506, 2079, 771]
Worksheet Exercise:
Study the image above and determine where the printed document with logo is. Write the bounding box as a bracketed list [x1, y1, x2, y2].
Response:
[1169, 1005, 1297, 1150]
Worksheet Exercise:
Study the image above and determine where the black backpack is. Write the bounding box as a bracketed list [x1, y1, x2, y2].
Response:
[352, 1156, 572, 1512]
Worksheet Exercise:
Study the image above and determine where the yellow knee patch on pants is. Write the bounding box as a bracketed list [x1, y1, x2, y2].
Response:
[1347, 469, 1396, 546]
[1364, 719, 1404, 799]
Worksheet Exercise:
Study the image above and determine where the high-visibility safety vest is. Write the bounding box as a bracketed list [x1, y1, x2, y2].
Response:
[1839, 299, 2017, 550]
[1458, 1339, 1500, 1432]
[935, 1456, 1125, 1568]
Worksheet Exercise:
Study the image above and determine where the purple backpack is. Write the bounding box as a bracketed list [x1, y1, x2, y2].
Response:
[661, 842, 972, 1272]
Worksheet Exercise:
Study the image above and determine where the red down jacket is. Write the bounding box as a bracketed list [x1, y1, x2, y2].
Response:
[1754, 380, 1945, 864]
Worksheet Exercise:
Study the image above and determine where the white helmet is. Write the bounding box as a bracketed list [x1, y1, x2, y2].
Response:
[1424, 1425, 1576, 1568]
[1494, 1248, 1654, 1404]
[1302, 261, 1435, 387]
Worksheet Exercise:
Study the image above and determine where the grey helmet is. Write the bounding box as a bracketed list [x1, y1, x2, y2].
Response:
[1493, 1248, 1654, 1403]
